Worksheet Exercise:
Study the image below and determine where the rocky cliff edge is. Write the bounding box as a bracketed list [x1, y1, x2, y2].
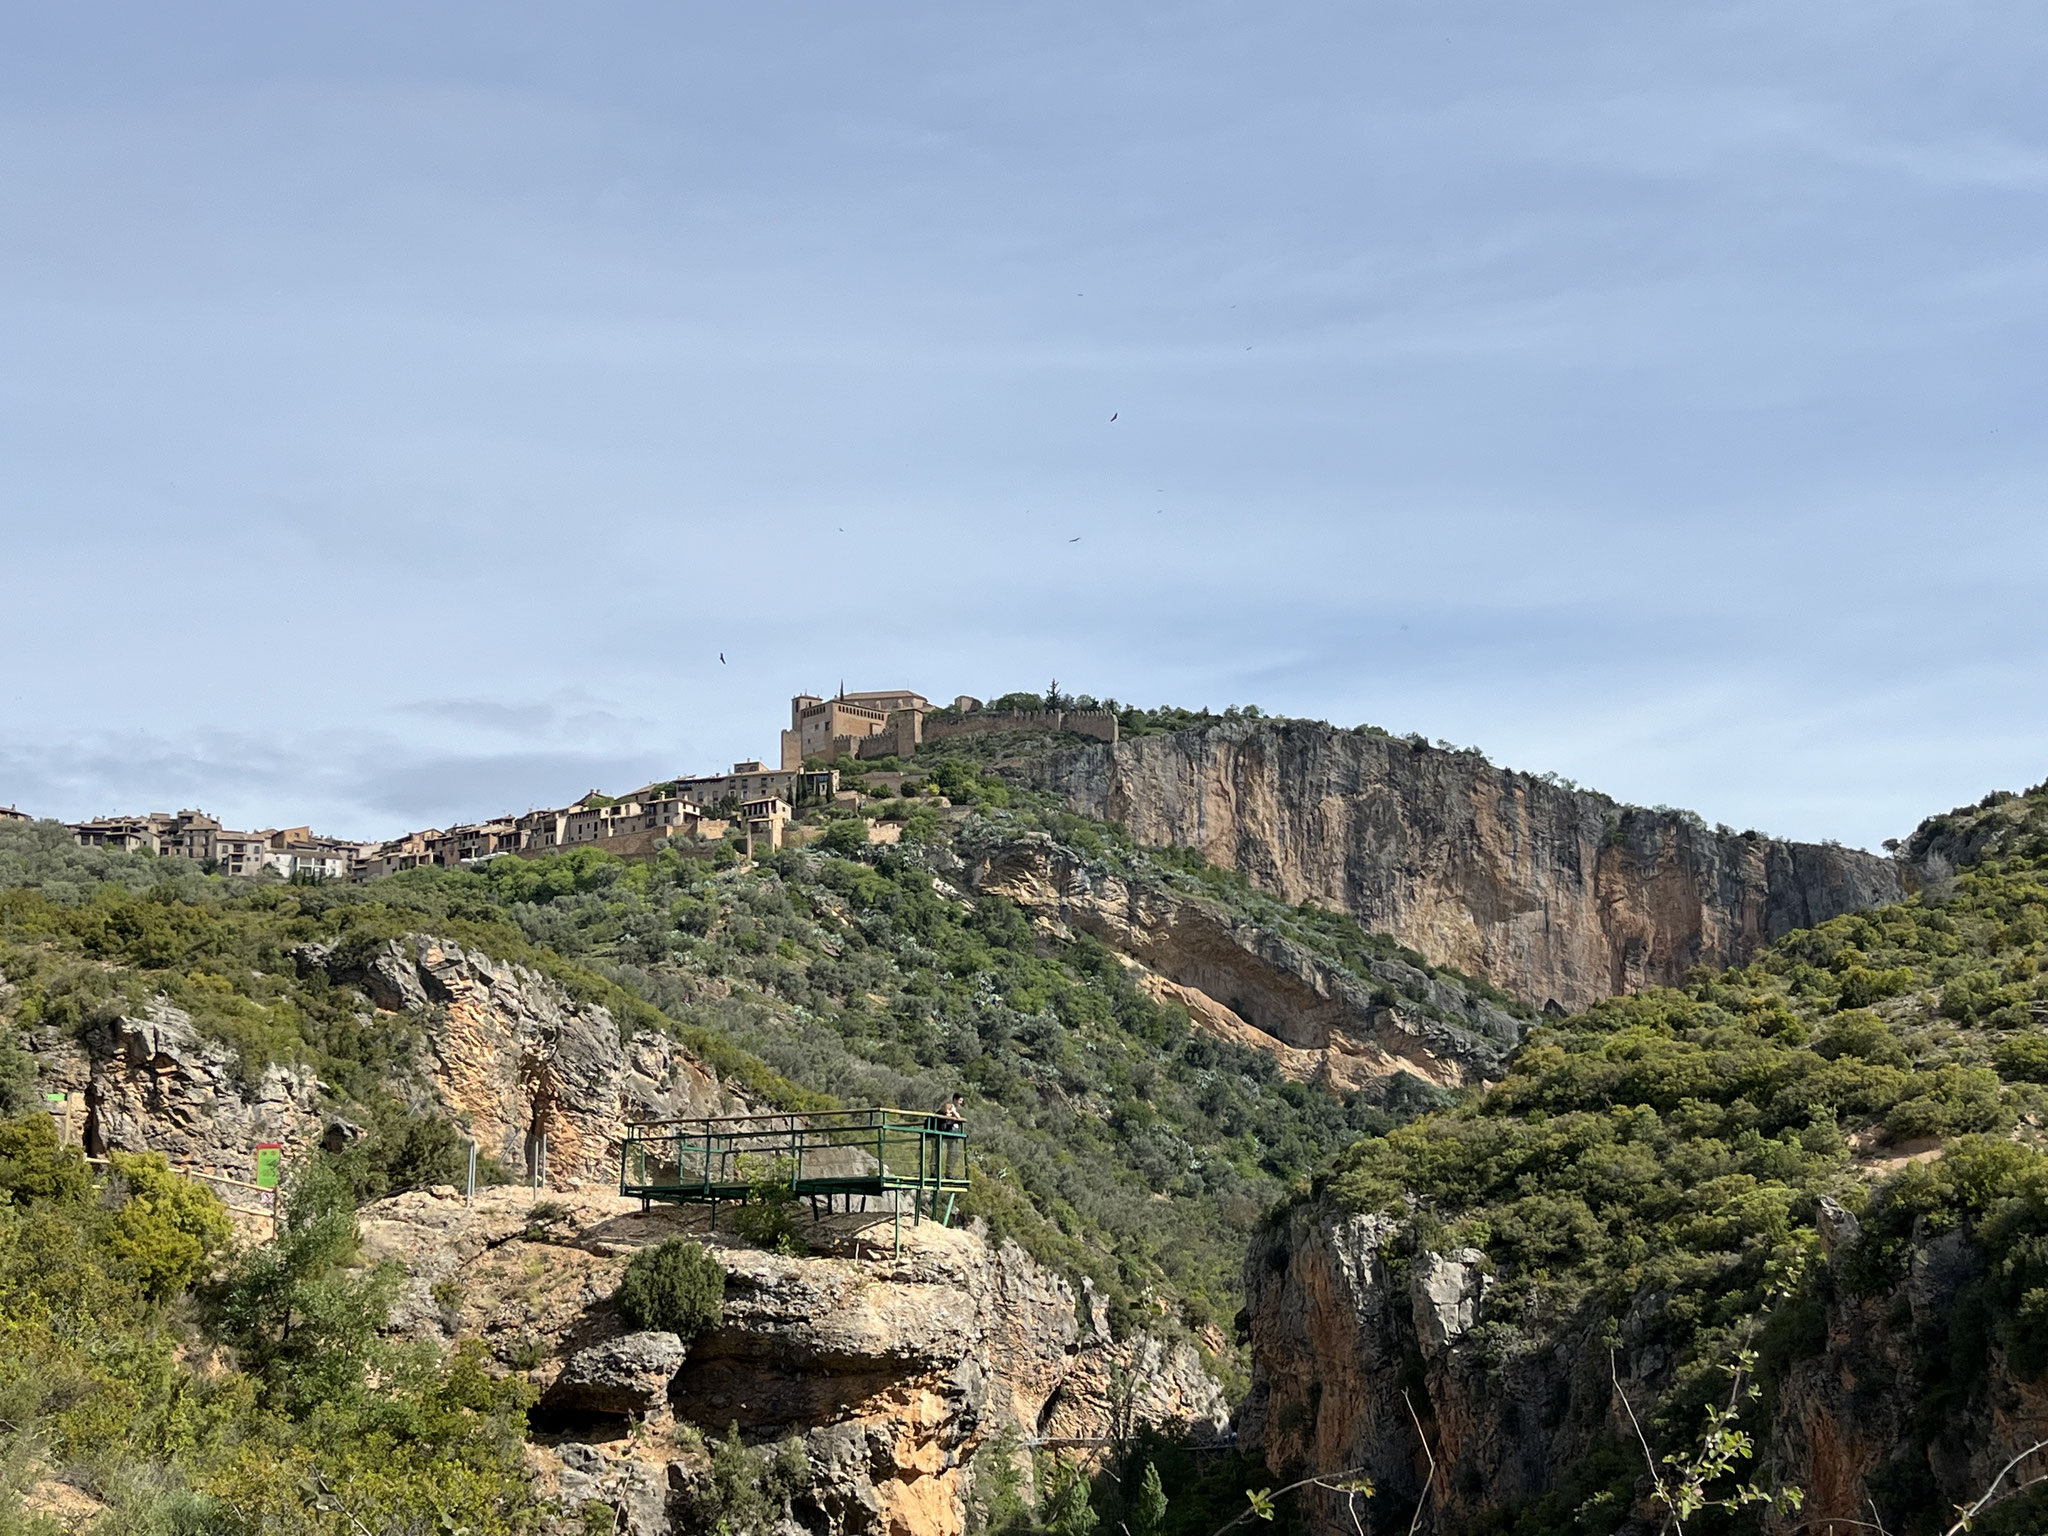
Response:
[1036, 719, 1901, 1013]
[361, 1187, 1229, 1536]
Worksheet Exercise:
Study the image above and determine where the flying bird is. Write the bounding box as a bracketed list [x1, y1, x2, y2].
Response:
[1109, 412, 1117, 421]
[719, 653, 727, 664]
[1068, 537, 1081, 543]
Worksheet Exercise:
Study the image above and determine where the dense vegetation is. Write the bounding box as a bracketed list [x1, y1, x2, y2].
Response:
[1317, 783, 2048, 1534]
[0, 1117, 538, 1532]
[19, 719, 2046, 1534]
[0, 759, 1498, 1356]
[0, 738, 1494, 1533]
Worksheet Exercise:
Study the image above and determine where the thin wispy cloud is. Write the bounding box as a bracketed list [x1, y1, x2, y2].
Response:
[3, 2, 2045, 849]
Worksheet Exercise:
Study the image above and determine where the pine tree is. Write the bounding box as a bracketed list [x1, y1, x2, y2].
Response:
[1132, 1462, 1168, 1536]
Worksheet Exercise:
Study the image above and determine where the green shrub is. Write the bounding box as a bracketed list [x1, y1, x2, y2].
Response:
[820, 819, 870, 857]
[673, 1423, 810, 1536]
[207, 1160, 401, 1413]
[1994, 1033, 2048, 1083]
[0, 1112, 91, 1206]
[731, 1158, 807, 1255]
[104, 1150, 234, 1301]
[615, 1238, 725, 1339]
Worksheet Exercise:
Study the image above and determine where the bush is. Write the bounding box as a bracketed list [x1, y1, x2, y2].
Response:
[1994, 1033, 2048, 1083]
[104, 1150, 234, 1300]
[820, 819, 870, 858]
[673, 1423, 811, 1536]
[207, 1160, 401, 1413]
[615, 1238, 725, 1338]
[731, 1157, 807, 1255]
[0, 1112, 91, 1206]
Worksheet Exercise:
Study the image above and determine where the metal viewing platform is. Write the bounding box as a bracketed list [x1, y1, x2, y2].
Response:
[619, 1108, 968, 1249]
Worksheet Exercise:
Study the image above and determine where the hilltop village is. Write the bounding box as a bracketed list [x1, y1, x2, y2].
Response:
[45, 688, 1122, 880]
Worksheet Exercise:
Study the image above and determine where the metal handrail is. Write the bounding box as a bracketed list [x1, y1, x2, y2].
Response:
[623, 1106, 949, 1130]
[618, 1105, 969, 1237]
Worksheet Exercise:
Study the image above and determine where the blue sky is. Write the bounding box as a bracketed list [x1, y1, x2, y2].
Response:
[4, 2, 2045, 849]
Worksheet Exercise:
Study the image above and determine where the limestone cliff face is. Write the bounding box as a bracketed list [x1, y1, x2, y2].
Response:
[28, 999, 325, 1180]
[361, 1188, 1228, 1536]
[1240, 1201, 2048, 1536]
[25, 934, 740, 1193]
[1036, 721, 1902, 1012]
[322, 934, 741, 1187]
[963, 832, 1521, 1088]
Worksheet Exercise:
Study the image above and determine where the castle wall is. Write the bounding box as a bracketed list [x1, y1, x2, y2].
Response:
[921, 709, 1118, 746]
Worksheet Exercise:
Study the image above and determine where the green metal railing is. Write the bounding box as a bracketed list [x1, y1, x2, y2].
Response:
[619, 1108, 968, 1245]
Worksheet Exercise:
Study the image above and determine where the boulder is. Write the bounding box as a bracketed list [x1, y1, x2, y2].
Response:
[543, 1331, 688, 1416]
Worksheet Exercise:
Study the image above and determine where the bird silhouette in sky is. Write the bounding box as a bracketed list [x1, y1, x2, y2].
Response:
[719, 653, 727, 664]
[1069, 537, 1081, 543]
[1109, 412, 1117, 421]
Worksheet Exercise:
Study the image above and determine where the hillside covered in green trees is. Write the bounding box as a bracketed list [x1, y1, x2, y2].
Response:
[0, 743, 1510, 1532]
[10, 729, 2048, 1535]
[1299, 781, 2048, 1533]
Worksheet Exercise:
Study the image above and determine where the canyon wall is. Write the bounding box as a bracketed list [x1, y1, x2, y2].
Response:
[1238, 1200, 2048, 1536]
[961, 830, 1522, 1088]
[364, 1190, 1227, 1536]
[24, 927, 1224, 1536]
[1036, 720, 1902, 1013]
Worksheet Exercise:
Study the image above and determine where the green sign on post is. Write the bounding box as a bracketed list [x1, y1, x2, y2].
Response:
[254, 1143, 283, 1190]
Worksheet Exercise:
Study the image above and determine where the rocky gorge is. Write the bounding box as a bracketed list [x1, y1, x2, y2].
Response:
[1237, 1193, 2048, 1536]
[8, 748, 2044, 1536]
[961, 829, 1523, 1089]
[14, 918, 1229, 1536]
[360, 1187, 1226, 1536]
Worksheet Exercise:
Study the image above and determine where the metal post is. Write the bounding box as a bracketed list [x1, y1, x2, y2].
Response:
[466, 1141, 477, 1206]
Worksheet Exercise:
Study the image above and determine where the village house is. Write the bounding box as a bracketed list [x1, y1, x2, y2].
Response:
[210, 829, 273, 878]
[741, 795, 792, 854]
[675, 762, 835, 809]
[156, 810, 222, 862]
[70, 815, 161, 853]
[263, 841, 356, 881]
[516, 806, 568, 851]
[252, 827, 360, 881]
[428, 819, 521, 865]
[353, 829, 439, 880]
[0, 806, 30, 823]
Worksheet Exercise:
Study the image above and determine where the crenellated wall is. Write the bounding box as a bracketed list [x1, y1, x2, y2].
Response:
[922, 709, 1118, 748]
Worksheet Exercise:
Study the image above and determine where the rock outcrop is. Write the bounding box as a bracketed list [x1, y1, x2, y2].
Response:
[1036, 720, 1901, 1012]
[964, 831, 1521, 1087]
[548, 1331, 690, 1416]
[26, 935, 745, 1196]
[27, 999, 325, 1181]
[359, 1187, 1230, 1536]
[1240, 1200, 2048, 1536]
[317, 934, 743, 1187]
